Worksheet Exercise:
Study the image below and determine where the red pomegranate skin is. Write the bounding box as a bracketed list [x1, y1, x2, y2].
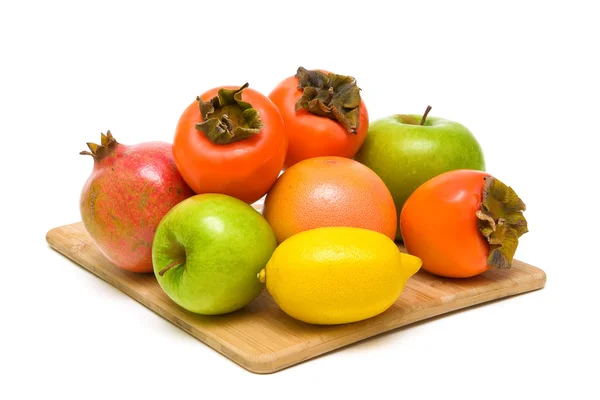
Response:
[80, 136, 193, 273]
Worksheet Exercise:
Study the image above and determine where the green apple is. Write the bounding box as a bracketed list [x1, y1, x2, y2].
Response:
[355, 106, 485, 241]
[152, 193, 277, 315]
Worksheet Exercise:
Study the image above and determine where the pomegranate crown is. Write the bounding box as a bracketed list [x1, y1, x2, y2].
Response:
[80, 130, 118, 160]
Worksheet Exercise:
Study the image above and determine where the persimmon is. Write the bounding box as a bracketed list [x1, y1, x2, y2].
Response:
[173, 83, 287, 204]
[269, 67, 369, 169]
[400, 170, 528, 278]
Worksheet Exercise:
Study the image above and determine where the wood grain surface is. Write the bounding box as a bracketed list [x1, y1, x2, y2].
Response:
[46, 222, 546, 374]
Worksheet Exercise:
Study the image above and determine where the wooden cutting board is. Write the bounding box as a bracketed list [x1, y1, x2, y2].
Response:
[46, 222, 546, 374]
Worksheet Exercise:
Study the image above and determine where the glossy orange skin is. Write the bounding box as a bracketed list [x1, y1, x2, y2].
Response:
[173, 86, 287, 204]
[268, 75, 369, 169]
[400, 169, 493, 278]
[263, 156, 397, 243]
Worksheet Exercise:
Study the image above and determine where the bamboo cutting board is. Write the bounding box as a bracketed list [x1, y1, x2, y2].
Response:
[46, 222, 546, 374]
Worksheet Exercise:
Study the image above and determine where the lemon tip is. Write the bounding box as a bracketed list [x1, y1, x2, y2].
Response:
[257, 269, 266, 283]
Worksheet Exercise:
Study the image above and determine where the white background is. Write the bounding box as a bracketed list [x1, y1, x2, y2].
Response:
[1, 1, 598, 399]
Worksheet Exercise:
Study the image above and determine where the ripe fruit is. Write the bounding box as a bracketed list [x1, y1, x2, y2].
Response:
[80, 131, 193, 273]
[355, 106, 485, 240]
[400, 169, 528, 278]
[173, 83, 287, 204]
[258, 227, 422, 325]
[262, 156, 397, 243]
[269, 67, 369, 169]
[152, 194, 277, 315]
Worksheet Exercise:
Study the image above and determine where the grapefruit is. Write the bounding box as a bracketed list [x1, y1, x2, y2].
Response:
[263, 156, 397, 243]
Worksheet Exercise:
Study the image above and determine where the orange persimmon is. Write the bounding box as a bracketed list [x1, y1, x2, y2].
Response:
[268, 67, 368, 169]
[173, 83, 287, 204]
[400, 169, 528, 278]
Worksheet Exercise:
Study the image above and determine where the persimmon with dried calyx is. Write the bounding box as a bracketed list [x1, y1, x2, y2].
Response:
[173, 83, 287, 204]
[269, 67, 369, 169]
[400, 169, 528, 278]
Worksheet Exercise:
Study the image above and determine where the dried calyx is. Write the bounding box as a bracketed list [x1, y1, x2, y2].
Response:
[80, 130, 119, 161]
[195, 83, 264, 145]
[294, 67, 361, 134]
[476, 177, 529, 269]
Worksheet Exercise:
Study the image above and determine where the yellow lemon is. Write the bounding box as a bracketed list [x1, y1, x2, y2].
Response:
[257, 227, 422, 325]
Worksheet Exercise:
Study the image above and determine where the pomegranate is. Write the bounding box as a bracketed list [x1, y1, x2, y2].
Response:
[79, 131, 194, 273]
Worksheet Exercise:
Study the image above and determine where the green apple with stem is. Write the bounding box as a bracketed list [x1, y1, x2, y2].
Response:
[152, 193, 277, 315]
[355, 106, 485, 241]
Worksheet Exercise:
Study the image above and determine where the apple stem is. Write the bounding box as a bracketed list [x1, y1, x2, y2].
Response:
[158, 259, 185, 276]
[420, 105, 432, 126]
